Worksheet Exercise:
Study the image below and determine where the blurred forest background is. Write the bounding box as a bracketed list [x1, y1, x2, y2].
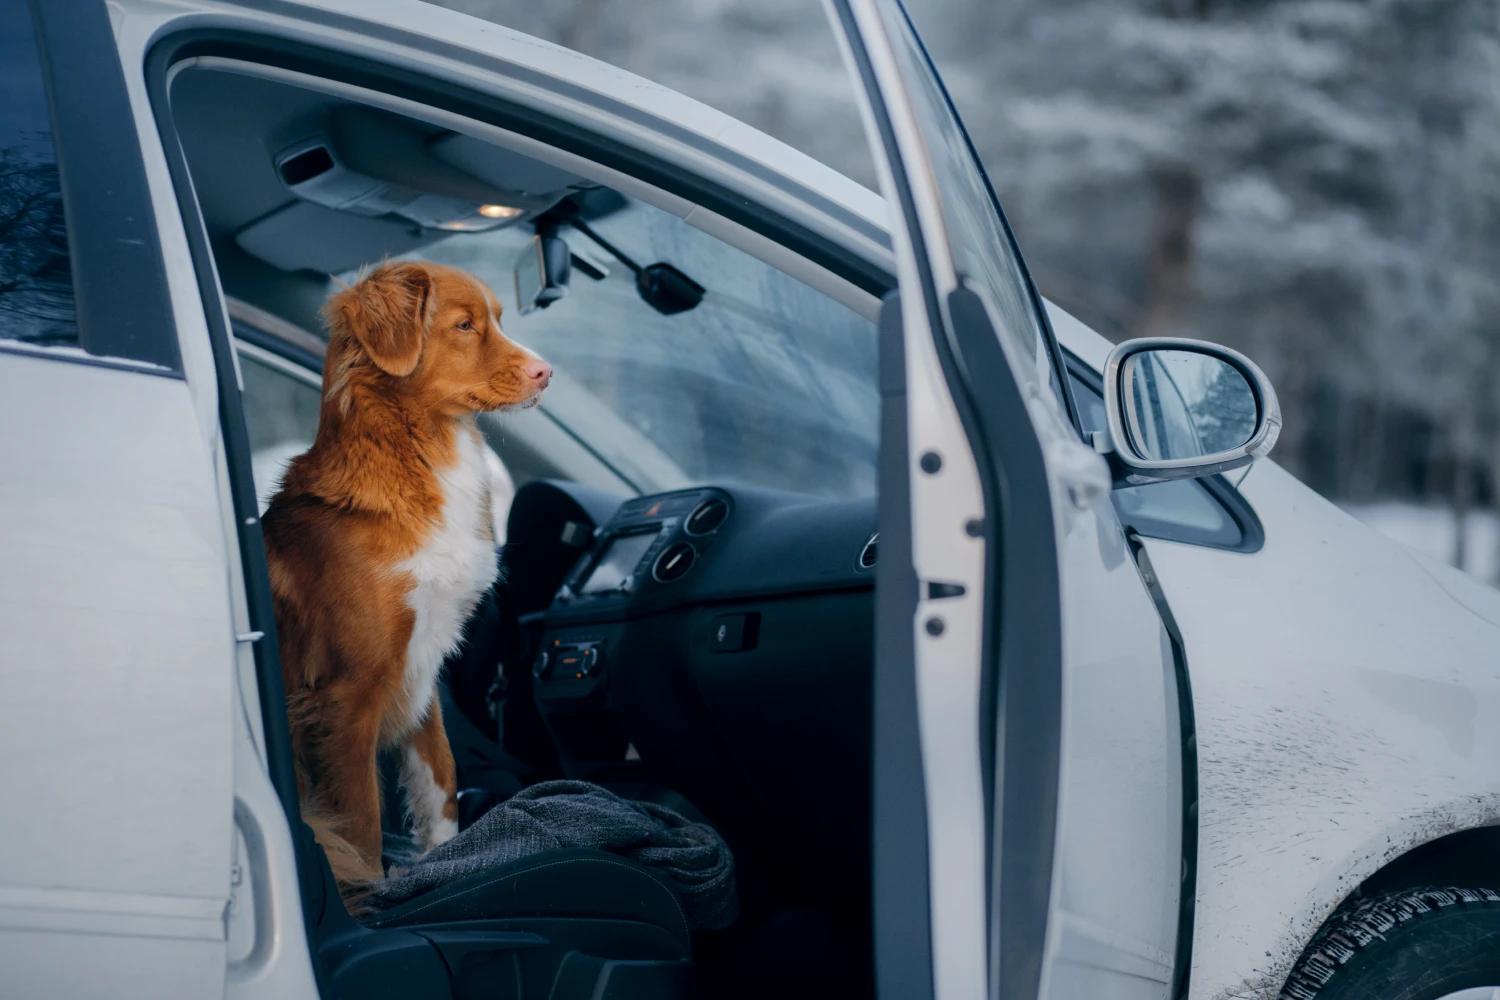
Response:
[433, 0, 1500, 582]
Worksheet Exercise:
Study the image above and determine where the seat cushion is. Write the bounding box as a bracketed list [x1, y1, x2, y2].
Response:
[365, 848, 691, 949]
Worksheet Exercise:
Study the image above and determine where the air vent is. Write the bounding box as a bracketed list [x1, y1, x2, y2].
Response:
[653, 543, 696, 583]
[858, 532, 878, 570]
[685, 497, 729, 536]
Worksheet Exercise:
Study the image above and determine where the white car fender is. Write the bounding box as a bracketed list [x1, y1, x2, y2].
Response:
[1046, 300, 1500, 998]
[1145, 462, 1500, 1000]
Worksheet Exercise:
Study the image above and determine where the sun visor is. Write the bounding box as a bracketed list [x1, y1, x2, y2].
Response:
[235, 201, 431, 274]
[431, 133, 590, 198]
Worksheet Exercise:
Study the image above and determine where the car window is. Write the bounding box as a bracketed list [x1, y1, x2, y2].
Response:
[1069, 365, 1250, 549]
[874, 1, 1070, 421]
[0, 2, 76, 349]
[415, 197, 879, 499]
[235, 339, 322, 514]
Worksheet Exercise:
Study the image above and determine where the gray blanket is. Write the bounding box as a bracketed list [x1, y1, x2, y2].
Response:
[368, 780, 737, 930]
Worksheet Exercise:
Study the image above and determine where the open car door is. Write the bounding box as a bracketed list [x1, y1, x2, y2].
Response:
[826, 3, 1191, 999]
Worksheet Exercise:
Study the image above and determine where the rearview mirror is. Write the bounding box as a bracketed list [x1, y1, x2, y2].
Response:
[514, 233, 572, 314]
[1099, 338, 1280, 487]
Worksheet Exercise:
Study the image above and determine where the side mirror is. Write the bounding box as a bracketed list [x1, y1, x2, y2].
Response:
[1098, 338, 1280, 487]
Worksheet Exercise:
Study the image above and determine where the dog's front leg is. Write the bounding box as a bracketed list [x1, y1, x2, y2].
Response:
[400, 695, 459, 852]
[316, 703, 386, 874]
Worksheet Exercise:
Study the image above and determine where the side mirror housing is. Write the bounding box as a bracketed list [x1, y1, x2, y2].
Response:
[1098, 337, 1281, 488]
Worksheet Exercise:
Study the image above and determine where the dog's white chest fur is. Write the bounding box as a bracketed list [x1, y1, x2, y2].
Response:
[395, 420, 498, 734]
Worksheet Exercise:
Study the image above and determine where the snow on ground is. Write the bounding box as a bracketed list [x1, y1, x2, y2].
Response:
[1342, 502, 1500, 587]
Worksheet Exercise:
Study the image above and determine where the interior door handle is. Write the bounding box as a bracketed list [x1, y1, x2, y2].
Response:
[227, 793, 278, 983]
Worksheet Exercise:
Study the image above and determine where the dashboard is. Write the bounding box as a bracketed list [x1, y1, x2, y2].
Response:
[495, 479, 877, 934]
[520, 482, 877, 750]
[468, 479, 879, 985]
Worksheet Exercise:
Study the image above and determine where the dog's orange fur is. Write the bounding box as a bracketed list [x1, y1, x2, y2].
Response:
[262, 261, 550, 887]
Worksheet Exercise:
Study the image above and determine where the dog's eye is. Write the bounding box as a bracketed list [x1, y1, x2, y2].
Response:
[457, 319, 474, 331]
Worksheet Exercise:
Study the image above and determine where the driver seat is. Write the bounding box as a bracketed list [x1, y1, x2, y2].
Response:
[308, 837, 697, 999]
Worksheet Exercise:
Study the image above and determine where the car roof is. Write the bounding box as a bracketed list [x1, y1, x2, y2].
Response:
[200, 0, 1113, 366]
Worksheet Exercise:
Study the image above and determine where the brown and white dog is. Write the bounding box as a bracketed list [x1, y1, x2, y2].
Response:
[263, 261, 550, 883]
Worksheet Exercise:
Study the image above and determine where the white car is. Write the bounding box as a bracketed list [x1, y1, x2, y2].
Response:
[3, 1, 1499, 999]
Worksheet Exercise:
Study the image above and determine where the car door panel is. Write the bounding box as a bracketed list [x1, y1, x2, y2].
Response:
[825, 3, 1184, 999]
[1053, 516, 1182, 992]
[0, 2, 239, 995]
[0, 356, 235, 998]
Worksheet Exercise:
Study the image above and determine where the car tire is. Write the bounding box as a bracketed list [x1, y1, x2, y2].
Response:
[1281, 886, 1500, 1000]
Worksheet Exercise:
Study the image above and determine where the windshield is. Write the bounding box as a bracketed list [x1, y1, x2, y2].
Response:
[417, 196, 879, 498]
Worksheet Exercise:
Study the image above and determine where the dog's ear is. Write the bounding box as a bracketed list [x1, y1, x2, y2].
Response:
[329, 262, 434, 377]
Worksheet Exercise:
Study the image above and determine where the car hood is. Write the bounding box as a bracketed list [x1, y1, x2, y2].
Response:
[1399, 542, 1500, 630]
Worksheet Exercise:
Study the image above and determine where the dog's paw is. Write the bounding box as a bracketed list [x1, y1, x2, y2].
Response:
[419, 816, 459, 853]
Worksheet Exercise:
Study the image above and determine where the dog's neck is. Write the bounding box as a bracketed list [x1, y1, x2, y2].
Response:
[296, 341, 472, 525]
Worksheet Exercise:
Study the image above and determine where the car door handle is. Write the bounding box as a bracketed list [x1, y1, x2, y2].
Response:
[227, 793, 278, 983]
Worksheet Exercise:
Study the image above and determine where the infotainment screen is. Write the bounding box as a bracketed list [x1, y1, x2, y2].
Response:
[579, 532, 657, 594]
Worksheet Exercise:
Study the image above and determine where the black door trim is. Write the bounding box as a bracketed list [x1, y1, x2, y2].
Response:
[1126, 534, 1200, 1000]
[28, 0, 182, 373]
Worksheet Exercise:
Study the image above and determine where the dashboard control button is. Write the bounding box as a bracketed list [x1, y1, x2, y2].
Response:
[551, 641, 604, 679]
[710, 613, 758, 653]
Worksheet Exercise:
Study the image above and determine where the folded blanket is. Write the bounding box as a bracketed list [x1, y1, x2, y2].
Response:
[367, 779, 737, 930]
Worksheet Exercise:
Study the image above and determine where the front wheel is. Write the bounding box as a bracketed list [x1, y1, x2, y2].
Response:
[1281, 887, 1500, 1000]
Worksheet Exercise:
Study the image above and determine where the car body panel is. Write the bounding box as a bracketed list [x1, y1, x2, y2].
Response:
[1049, 294, 1500, 999]
[0, 353, 236, 998]
[1144, 461, 1500, 1000]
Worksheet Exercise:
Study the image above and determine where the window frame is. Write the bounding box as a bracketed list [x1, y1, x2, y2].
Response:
[892, 1, 1083, 433]
[234, 334, 323, 391]
[144, 32, 910, 972]
[1066, 351, 1265, 553]
[16, 0, 182, 374]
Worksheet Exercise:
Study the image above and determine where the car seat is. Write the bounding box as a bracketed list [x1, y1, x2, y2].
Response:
[308, 834, 697, 1000]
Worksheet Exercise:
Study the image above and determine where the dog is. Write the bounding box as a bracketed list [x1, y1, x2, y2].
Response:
[262, 260, 551, 884]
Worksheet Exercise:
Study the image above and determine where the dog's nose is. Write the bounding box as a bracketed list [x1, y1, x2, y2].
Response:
[525, 357, 553, 387]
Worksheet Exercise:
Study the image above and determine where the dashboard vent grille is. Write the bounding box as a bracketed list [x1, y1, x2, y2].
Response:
[858, 532, 878, 570]
[685, 497, 729, 536]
